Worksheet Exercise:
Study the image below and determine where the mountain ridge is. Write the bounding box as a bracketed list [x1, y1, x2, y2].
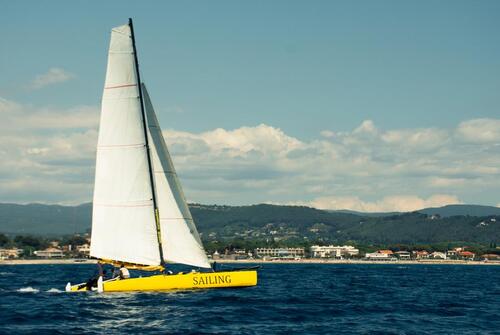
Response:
[0, 203, 498, 245]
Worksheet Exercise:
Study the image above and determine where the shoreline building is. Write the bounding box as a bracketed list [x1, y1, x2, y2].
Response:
[0, 248, 23, 260]
[414, 250, 430, 259]
[481, 254, 500, 261]
[430, 251, 447, 260]
[34, 247, 64, 258]
[458, 251, 475, 260]
[76, 244, 91, 257]
[394, 251, 411, 260]
[365, 251, 397, 261]
[255, 247, 305, 259]
[310, 245, 359, 259]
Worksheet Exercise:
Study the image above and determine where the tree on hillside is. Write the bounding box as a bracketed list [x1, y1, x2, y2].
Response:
[0, 233, 9, 247]
[62, 235, 88, 246]
[13, 235, 48, 249]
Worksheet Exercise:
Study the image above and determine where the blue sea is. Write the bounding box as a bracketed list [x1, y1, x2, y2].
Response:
[0, 263, 499, 334]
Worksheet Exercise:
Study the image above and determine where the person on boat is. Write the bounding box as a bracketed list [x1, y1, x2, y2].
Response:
[112, 267, 120, 279]
[97, 262, 104, 277]
[119, 264, 130, 279]
[81, 263, 106, 290]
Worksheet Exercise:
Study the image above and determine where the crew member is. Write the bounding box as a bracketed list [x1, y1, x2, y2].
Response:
[119, 264, 130, 279]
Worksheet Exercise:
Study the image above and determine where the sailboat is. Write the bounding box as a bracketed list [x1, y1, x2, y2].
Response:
[66, 19, 257, 292]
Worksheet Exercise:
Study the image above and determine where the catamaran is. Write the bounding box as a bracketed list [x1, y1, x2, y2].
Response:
[66, 19, 257, 292]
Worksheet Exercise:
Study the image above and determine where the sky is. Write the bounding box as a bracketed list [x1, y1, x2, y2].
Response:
[1, 0, 499, 211]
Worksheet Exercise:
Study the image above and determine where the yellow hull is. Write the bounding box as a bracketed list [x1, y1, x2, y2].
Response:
[69, 270, 257, 292]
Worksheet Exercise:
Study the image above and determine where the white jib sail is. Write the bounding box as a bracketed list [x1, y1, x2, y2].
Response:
[143, 84, 211, 268]
[90, 24, 160, 266]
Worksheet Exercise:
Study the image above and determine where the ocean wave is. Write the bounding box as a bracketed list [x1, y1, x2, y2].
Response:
[47, 288, 63, 293]
[17, 286, 40, 293]
[2, 264, 499, 334]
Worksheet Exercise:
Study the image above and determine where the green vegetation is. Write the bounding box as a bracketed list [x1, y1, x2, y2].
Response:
[1, 232, 498, 259]
[202, 237, 500, 256]
[0, 203, 499, 252]
[191, 204, 499, 247]
[0, 203, 91, 235]
[0, 233, 9, 247]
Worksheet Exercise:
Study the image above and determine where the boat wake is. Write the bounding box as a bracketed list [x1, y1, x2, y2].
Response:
[46, 288, 63, 293]
[17, 287, 39, 293]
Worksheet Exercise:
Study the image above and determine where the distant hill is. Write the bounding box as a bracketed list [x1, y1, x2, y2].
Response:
[332, 204, 500, 218]
[418, 204, 500, 217]
[0, 203, 91, 235]
[329, 209, 401, 217]
[190, 204, 499, 245]
[0, 203, 498, 245]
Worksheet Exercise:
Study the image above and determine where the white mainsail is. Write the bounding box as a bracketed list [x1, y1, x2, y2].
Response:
[90, 24, 160, 266]
[143, 84, 211, 269]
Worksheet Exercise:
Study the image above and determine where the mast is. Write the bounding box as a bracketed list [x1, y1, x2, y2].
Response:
[128, 18, 165, 266]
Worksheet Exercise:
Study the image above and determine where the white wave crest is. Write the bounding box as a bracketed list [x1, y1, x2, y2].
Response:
[47, 288, 63, 293]
[18, 286, 40, 293]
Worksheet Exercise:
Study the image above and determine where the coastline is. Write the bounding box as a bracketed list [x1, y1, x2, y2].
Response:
[0, 259, 97, 265]
[215, 259, 500, 266]
[1, 258, 500, 266]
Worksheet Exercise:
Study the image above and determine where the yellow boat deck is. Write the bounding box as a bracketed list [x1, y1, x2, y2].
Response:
[69, 270, 258, 292]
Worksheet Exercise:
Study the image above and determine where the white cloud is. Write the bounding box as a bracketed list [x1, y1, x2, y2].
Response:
[158, 119, 499, 210]
[320, 130, 335, 138]
[353, 120, 377, 135]
[0, 96, 498, 210]
[381, 128, 449, 151]
[0, 98, 98, 131]
[297, 194, 462, 212]
[455, 118, 500, 143]
[30, 67, 75, 89]
[0, 98, 98, 204]
[429, 177, 468, 188]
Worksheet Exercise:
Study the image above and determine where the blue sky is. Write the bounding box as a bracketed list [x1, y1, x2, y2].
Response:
[1, 1, 499, 210]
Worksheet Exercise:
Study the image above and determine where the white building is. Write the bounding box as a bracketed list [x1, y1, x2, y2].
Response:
[394, 251, 411, 260]
[76, 244, 91, 256]
[365, 252, 397, 261]
[34, 247, 64, 258]
[446, 250, 458, 258]
[430, 251, 447, 260]
[255, 248, 305, 259]
[0, 248, 23, 260]
[310, 245, 359, 259]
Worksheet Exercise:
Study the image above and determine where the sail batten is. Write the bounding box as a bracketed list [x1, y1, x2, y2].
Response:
[90, 23, 160, 266]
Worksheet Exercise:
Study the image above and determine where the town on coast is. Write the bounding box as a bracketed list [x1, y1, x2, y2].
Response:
[1, 234, 499, 266]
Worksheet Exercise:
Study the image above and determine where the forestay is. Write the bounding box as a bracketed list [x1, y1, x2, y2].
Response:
[90, 25, 160, 266]
[143, 84, 211, 269]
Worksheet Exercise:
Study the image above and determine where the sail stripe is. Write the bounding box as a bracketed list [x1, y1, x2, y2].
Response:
[94, 204, 153, 208]
[105, 83, 138, 89]
[111, 28, 130, 35]
[98, 143, 144, 149]
[160, 218, 193, 221]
